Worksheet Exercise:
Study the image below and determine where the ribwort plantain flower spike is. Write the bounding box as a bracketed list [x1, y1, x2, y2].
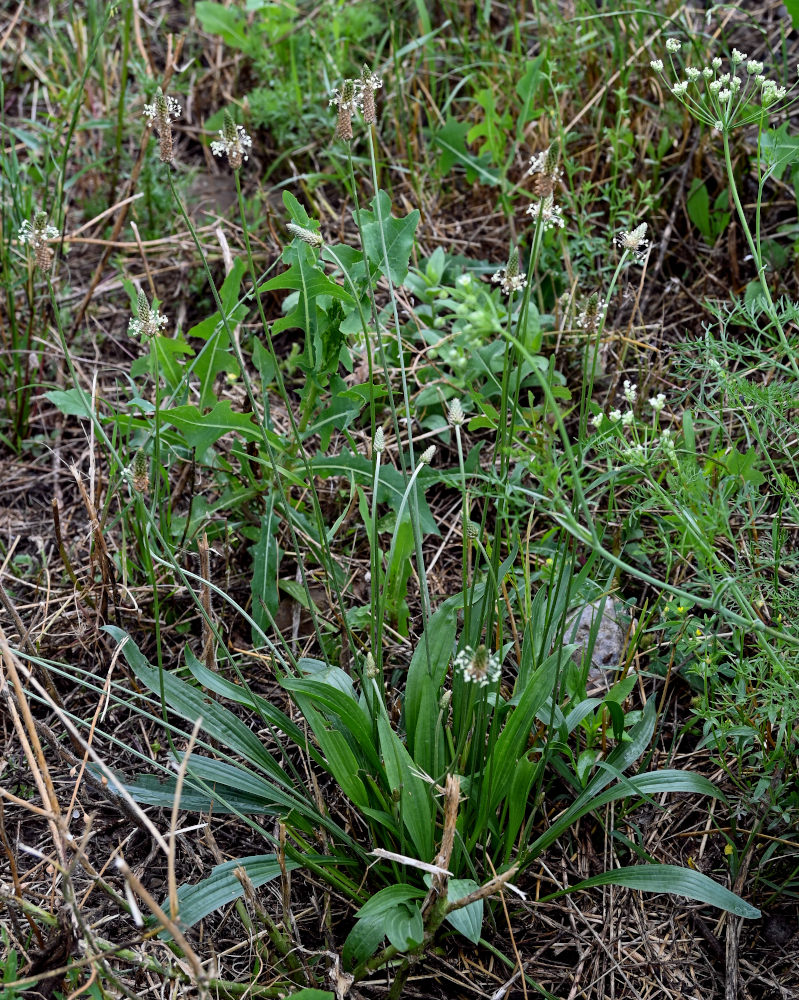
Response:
[373, 426, 385, 454]
[454, 644, 501, 687]
[576, 292, 605, 332]
[447, 398, 465, 427]
[131, 450, 150, 494]
[330, 79, 358, 141]
[360, 65, 383, 126]
[18, 212, 60, 271]
[211, 111, 252, 170]
[492, 247, 527, 295]
[286, 223, 324, 248]
[419, 445, 436, 466]
[528, 139, 563, 197]
[615, 222, 650, 263]
[128, 289, 168, 340]
[526, 194, 565, 231]
[143, 88, 181, 163]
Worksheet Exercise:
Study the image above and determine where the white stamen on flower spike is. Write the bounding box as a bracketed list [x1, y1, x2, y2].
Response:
[330, 79, 359, 141]
[526, 194, 565, 231]
[143, 88, 181, 163]
[454, 645, 501, 687]
[128, 289, 168, 340]
[360, 65, 383, 126]
[615, 222, 650, 263]
[491, 247, 527, 295]
[419, 445, 436, 466]
[19, 212, 60, 271]
[528, 139, 563, 197]
[576, 292, 605, 332]
[211, 111, 252, 170]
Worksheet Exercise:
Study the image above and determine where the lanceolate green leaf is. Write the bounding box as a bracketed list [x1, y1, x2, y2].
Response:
[250, 496, 280, 644]
[544, 864, 760, 919]
[296, 702, 371, 808]
[312, 451, 438, 535]
[280, 676, 382, 773]
[404, 595, 459, 759]
[174, 854, 299, 929]
[377, 714, 434, 861]
[184, 651, 311, 755]
[486, 650, 560, 813]
[189, 258, 247, 408]
[443, 878, 482, 943]
[105, 627, 293, 789]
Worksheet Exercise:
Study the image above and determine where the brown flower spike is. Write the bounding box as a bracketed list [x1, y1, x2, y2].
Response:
[143, 88, 181, 163]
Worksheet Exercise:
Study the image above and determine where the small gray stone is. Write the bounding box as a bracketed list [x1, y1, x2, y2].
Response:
[565, 599, 626, 687]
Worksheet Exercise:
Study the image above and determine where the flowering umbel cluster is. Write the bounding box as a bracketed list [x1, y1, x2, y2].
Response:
[18, 212, 60, 271]
[143, 88, 181, 163]
[590, 385, 676, 466]
[651, 39, 797, 131]
[211, 111, 253, 170]
[454, 645, 501, 687]
[329, 67, 383, 140]
[492, 247, 527, 295]
[128, 290, 168, 340]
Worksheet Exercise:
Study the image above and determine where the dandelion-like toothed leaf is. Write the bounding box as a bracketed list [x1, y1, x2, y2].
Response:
[359, 190, 420, 285]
